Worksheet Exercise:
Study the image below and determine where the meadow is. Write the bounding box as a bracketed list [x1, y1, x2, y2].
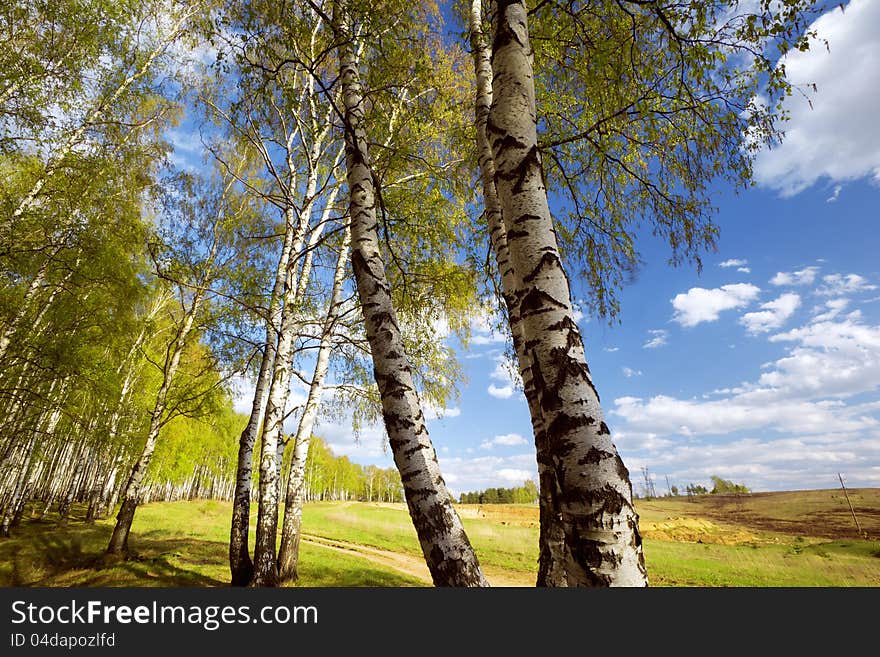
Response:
[1, 489, 878, 587]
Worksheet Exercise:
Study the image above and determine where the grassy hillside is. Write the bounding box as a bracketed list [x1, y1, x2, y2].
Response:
[1, 489, 878, 587]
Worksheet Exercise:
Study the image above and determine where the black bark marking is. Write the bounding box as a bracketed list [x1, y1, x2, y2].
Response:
[598, 421, 611, 436]
[491, 1, 528, 57]
[498, 145, 541, 194]
[523, 251, 563, 283]
[578, 446, 614, 466]
[519, 287, 567, 316]
[505, 228, 530, 239]
[545, 412, 594, 451]
[613, 453, 630, 482]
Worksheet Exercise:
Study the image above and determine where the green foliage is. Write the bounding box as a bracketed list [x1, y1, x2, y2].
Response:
[300, 437, 404, 503]
[459, 480, 538, 505]
[526, 0, 822, 319]
[710, 476, 751, 495]
[686, 483, 710, 496]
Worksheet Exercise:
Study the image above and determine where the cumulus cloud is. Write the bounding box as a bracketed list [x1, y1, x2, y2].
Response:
[486, 354, 521, 400]
[440, 454, 538, 494]
[672, 284, 761, 327]
[720, 259, 748, 268]
[770, 267, 820, 286]
[643, 329, 669, 349]
[423, 404, 462, 420]
[753, 0, 880, 195]
[622, 367, 642, 378]
[480, 433, 528, 449]
[469, 311, 507, 346]
[816, 273, 877, 296]
[740, 293, 801, 334]
[737, 267, 751, 274]
[487, 384, 514, 399]
[610, 306, 880, 490]
[813, 298, 850, 322]
[605, 346, 620, 352]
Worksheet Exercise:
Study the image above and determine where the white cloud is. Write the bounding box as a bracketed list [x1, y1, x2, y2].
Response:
[816, 273, 877, 296]
[813, 298, 850, 322]
[440, 454, 538, 495]
[672, 283, 761, 327]
[719, 259, 748, 268]
[737, 267, 751, 274]
[643, 329, 668, 349]
[753, 0, 880, 195]
[604, 346, 620, 352]
[622, 367, 642, 378]
[424, 404, 462, 420]
[480, 433, 528, 449]
[486, 354, 521, 399]
[740, 293, 801, 334]
[614, 315, 880, 436]
[497, 468, 534, 484]
[826, 184, 843, 203]
[469, 310, 507, 346]
[770, 267, 819, 286]
[487, 384, 514, 399]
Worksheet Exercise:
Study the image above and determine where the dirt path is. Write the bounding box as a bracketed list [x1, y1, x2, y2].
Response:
[301, 534, 533, 587]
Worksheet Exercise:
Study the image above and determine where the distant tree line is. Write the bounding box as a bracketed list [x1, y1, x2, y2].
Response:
[633, 475, 751, 501]
[300, 438, 404, 503]
[458, 480, 538, 505]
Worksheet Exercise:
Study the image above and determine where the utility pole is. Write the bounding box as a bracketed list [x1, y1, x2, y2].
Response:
[838, 473, 863, 538]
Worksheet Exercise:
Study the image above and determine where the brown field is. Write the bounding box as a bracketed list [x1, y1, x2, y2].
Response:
[456, 487, 880, 543]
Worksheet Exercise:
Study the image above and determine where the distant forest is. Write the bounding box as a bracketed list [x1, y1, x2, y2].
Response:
[458, 481, 538, 505]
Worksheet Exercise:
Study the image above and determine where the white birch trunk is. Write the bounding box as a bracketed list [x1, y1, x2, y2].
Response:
[335, 2, 487, 586]
[277, 221, 350, 582]
[469, 0, 568, 586]
[229, 200, 299, 585]
[488, 0, 646, 586]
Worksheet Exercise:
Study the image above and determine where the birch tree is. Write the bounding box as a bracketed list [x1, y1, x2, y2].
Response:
[332, 0, 487, 587]
[486, 0, 647, 586]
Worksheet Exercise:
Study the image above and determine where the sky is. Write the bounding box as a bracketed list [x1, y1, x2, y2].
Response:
[222, 1, 880, 496]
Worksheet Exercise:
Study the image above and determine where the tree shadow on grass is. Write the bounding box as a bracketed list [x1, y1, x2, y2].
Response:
[0, 519, 227, 587]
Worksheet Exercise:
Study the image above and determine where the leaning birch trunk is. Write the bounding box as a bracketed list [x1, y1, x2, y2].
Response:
[469, 0, 567, 586]
[334, 4, 487, 586]
[106, 292, 201, 555]
[277, 222, 350, 583]
[488, 0, 646, 586]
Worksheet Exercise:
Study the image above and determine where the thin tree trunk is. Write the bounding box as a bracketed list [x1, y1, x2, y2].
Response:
[334, 3, 487, 587]
[229, 206, 300, 586]
[107, 283, 206, 555]
[250, 198, 317, 585]
[278, 222, 350, 583]
[469, 0, 567, 587]
[488, 0, 646, 586]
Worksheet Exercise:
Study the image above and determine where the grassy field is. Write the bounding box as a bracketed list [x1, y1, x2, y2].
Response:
[1, 489, 878, 587]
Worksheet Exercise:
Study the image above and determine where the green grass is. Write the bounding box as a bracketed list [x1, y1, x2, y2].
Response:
[302, 502, 539, 573]
[0, 501, 423, 587]
[2, 493, 879, 587]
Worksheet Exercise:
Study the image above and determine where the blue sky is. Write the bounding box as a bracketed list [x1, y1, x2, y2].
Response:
[288, 0, 880, 496]
[206, 1, 880, 495]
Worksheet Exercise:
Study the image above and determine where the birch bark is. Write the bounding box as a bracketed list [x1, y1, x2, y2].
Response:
[469, 0, 567, 587]
[334, 2, 487, 586]
[488, 0, 646, 586]
[277, 221, 350, 582]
